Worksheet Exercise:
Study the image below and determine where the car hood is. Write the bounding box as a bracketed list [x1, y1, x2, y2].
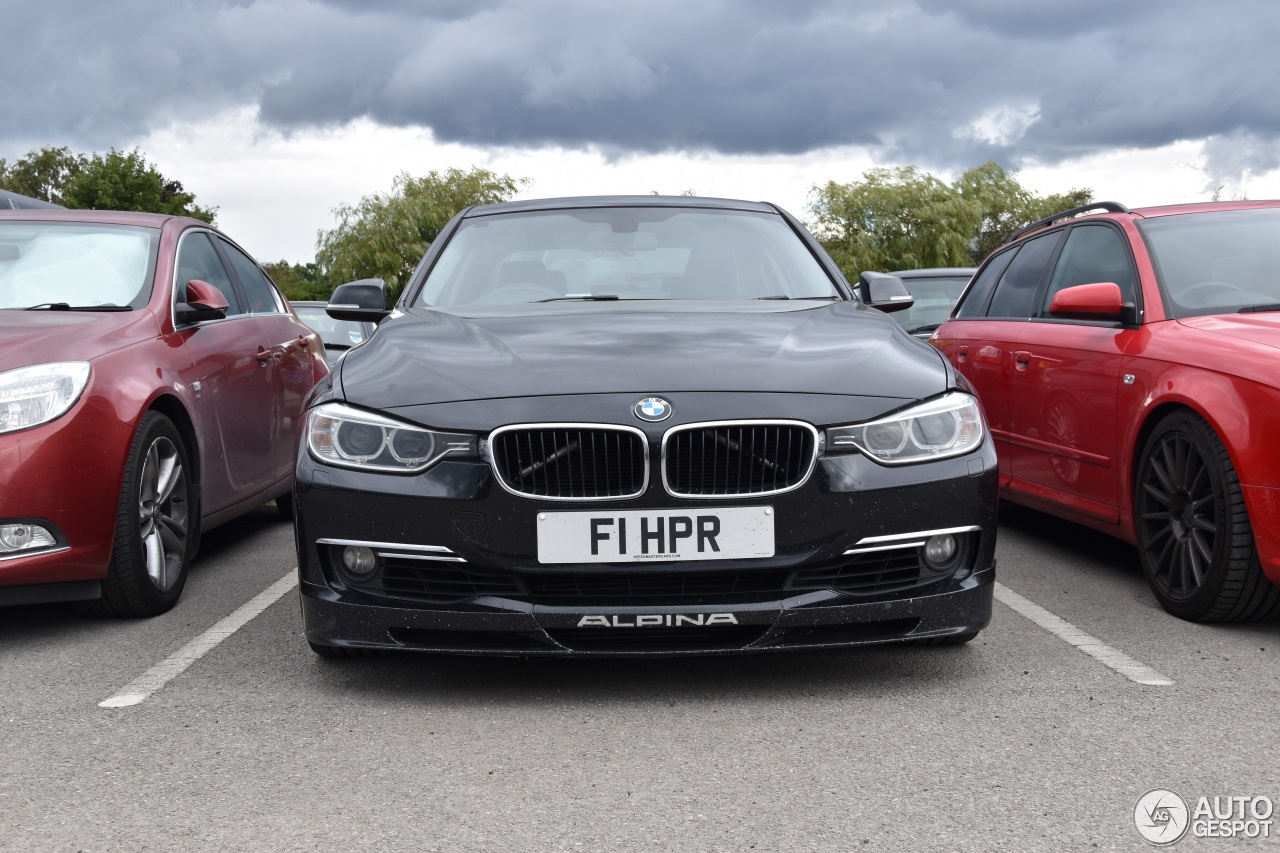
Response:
[1179, 312, 1280, 349]
[0, 309, 159, 371]
[336, 301, 951, 409]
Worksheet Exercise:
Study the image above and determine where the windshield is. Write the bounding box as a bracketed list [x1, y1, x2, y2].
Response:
[0, 221, 159, 309]
[1139, 208, 1280, 318]
[414, 207, 840, 306]
[293, 305, 370, 349]
[888, 274, 973, 333]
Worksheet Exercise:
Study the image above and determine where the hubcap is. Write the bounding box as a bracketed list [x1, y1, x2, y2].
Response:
[1138, 431, 1217, 601]
[138, 436, 188, 592]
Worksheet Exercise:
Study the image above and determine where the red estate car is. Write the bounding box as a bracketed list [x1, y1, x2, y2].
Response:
[933, 200, 1280, 622]
[0, 210, 329, 616]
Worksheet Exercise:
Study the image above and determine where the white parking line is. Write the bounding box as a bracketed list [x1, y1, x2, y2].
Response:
[99, 570, 298, 709]
[993, 582, 1174, 686]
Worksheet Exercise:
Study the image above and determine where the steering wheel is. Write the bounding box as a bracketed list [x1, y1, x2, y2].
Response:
[471, 282, 562, 305]
[1180, 280, 1242, 306]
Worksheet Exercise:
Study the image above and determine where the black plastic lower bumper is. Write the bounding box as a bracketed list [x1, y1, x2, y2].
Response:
[300, 566, 994, 656]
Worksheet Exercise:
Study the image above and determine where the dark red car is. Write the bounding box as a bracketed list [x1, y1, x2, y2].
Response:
[933, 200, 1280, 622]
[0, 210, 329, 615]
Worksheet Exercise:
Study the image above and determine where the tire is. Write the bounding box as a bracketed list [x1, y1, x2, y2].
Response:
[1135, 411, 1280, 622]
[89, 412, 195, 617]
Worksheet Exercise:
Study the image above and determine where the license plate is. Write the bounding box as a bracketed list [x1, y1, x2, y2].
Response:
[536, 507, 775, 564]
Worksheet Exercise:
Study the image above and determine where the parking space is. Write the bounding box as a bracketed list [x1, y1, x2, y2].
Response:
[2, 508, 1278, 850]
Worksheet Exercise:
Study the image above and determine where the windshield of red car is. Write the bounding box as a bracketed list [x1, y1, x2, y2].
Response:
[1139, 208, 1280, 318]
[0, 222, 159, 310]
[414, 207, 840, 306]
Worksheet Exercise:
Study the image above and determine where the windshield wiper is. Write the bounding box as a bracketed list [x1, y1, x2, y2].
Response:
[25, 303, 131, 311]
[535, 294, 621, 302]
[906, 323, 943, 334]
[757, 295, 840, 301]
[1239, 304, 1280, 313]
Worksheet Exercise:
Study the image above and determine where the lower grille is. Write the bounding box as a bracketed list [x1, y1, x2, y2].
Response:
[527, 570, 790, 602]
[345, 556, 526, 605]
[787, 536, 973, 597]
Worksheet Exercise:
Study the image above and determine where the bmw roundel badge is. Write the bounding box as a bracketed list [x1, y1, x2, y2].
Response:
[634, 396, 673, 422]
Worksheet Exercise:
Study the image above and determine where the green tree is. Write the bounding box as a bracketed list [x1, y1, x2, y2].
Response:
[955, 161, 1092, 262]
[316, 166, 529, 303]
[808, 166, 977, 277]
[0, 146, 86, 204]
[806, 161, 1093, 281]
[61, 149, 216, 222]
[264, 260, 330, 302]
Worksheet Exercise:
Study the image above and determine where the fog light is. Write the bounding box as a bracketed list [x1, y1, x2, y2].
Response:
[0, 523, 56, 554]
[923, 534, 957, 570]
[341, 545, 378, 579]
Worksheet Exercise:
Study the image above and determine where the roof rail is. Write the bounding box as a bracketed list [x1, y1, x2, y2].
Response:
[1008, 201, 1130, 242]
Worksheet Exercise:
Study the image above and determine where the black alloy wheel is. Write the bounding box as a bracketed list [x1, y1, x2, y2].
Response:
[1135, 411, 1280, 622]
[91, 412, 195, 617]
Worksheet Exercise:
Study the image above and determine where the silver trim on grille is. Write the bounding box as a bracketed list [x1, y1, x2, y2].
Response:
[844, 525, 981, 554]
[660, 419, 820, 499]
[487, 422, 650, 502]
[317, 538, 467, 562]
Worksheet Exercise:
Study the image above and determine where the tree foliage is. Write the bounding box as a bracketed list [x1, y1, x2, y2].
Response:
[0, 146, 216, 222]
[807, 162, 1092, 280]
[0, 146, 84, 204]
[316, 166, 529, 303]
[264, 260, 329, 303]
[63, 149, 216, 222]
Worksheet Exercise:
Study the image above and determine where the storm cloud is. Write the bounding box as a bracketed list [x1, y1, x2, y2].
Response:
[6, 0, 1280, 186]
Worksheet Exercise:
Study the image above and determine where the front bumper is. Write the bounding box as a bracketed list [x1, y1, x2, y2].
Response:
[300, 568, 993, 656]
[295, 420, 999, 656]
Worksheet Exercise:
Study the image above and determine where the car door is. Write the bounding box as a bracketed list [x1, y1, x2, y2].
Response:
[213, 236, 320, 483]
[1006, 224, 1140, 524]
[171, 230, 279, 510]
[935, 233, 1061, 484]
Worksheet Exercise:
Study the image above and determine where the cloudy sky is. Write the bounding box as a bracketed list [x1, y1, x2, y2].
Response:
[6, 0, 1280, 263]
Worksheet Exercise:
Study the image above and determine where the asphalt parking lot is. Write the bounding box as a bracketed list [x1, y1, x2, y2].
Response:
[2, 503, 1277, 852]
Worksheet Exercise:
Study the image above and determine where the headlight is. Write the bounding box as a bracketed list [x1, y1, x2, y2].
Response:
[826, 391, 984, 465]
[306, 402, 478, 473]
[0, 362, 91, 435]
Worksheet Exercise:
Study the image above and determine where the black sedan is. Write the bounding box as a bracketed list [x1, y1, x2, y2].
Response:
[294, 196, 997, 657]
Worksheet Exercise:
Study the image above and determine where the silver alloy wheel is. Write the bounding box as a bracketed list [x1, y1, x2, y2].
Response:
[137, 435, 189, 591]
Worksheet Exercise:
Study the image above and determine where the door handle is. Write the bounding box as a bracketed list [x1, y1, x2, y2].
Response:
[1014, 350, 1031, 369]
[957, 345, 968, 363]
[296, 335, 309, 348]
[255, 346, 271, 365]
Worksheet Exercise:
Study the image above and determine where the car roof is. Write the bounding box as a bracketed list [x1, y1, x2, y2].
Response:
[463, 195, 780, 217]
[889, 267, 976, 278]
[0, 208, 202, 228]
[1128, 199, 1280, 219]
[1007, 198, 1280, 246]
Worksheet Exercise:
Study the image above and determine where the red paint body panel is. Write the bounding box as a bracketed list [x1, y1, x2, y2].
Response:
[0, 210, 329, 598]
[933, 199, 1280, 590]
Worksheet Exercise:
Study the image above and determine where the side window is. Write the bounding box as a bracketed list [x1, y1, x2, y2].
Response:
[956, 249, 1016, 318]
[1041, 224, 1136, 313]
[986, 232, 1062, 319]
[175, 232, 243, 315]
[217, 237, 283, 314]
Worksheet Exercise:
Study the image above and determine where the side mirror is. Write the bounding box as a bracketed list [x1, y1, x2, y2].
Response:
[1048, 282, 1133, 322]
[857, 272, 915, 314]
[175, 279, 229, 324]
[327, 278, 391, 324]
